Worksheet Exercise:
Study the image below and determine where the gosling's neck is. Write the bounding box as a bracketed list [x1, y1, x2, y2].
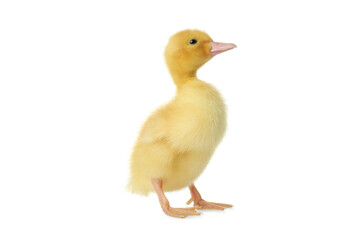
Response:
[168, 67, 199, 88]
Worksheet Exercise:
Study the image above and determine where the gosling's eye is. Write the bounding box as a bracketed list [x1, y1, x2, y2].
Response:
[189, 39, 198, 45]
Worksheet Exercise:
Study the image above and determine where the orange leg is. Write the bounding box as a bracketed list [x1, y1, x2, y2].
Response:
[152, 179, 200, 218]
[186, 184, 233, 210]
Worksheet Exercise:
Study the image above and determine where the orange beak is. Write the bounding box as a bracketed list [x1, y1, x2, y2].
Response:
[210, 42, 237, 56]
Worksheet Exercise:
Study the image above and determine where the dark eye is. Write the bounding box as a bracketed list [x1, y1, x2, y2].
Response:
[189, 39, 198, 45]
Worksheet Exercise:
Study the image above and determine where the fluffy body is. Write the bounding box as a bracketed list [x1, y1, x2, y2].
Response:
[128, 80, 226, 195]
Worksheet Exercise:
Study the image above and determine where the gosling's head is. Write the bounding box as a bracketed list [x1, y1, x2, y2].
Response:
[164, 29, 236, 81]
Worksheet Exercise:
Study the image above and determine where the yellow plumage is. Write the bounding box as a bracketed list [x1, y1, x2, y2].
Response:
[127, 30, 233, 199]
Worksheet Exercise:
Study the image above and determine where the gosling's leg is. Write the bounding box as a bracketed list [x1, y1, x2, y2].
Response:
[152, 179, 200, 218]
[186, 184, 233, 210]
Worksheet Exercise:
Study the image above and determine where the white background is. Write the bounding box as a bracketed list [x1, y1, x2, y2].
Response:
[1, 0, 359, 239]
